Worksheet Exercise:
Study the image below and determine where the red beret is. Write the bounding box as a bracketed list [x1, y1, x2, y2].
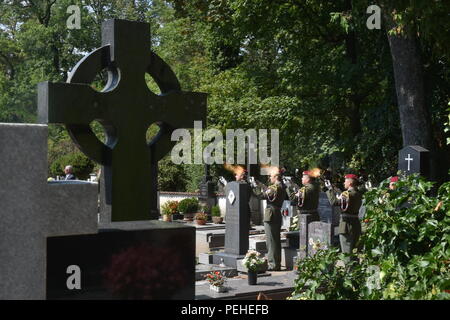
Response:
[390, 176, 399, 183]
[302, 171, 311, 176]
[344, 174, 358, 180]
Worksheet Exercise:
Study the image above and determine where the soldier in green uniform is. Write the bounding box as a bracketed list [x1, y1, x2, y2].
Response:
[252, 170, 286, 271]
[288, 170, 321, 222]
[325, 174, 362, 254]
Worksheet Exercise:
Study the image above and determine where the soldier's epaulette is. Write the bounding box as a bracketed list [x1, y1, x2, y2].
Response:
[341, 191, 349, 198]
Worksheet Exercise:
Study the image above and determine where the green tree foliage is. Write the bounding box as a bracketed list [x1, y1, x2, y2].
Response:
[0, 0, 449, 187]
[49, 151, 94, 180]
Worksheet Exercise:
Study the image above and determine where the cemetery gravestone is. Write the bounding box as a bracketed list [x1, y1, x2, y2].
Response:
[198, 165, 216, 214]
[307, 222, 334, 257]
[1, 19, 202, 299]
[398, 145, 430, 177]
[247, 163, 262, 225]
[318, 191, 339, 226]
[297, 192, 340, 260]
[0, 123, 98, 299]
[38, 19, 206, 222]
[297, 214, 317, 259]
[213, 181, 250, 267]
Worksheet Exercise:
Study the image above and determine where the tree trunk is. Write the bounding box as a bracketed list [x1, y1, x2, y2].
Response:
[385, 32, 432, 148]
[381, 5, 441, 181]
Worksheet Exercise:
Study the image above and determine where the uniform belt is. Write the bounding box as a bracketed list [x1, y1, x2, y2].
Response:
[341, 214, 359, 218]
[299, 209, 318, 214]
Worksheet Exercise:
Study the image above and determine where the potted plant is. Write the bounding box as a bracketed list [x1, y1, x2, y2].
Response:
[167, 200, 181, 219]
[160, 202, 174, 222]
[194, 212, 208, 225]
[242, 250, 266, 285]
[211, 205, 223, 224]
[205, 271, 227, 293]
[178, 198, 199, 221]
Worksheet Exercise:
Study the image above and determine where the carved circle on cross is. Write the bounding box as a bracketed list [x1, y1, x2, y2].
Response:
[65, 45, 181, 166]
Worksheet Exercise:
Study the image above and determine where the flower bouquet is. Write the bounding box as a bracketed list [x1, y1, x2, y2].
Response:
[205, 271, 227, 293]
[242, 250, 265, 285]
[194, 212, 208, 225]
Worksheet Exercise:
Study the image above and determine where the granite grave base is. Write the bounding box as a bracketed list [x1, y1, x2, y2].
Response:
[47, 221, 195, 300]
[212, 252, 246, 269]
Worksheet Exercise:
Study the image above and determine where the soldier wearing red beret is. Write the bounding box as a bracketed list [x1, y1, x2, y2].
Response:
[325, 173, 362, 254]
[389, 176, 399, 190]
[289, 171, 321, 221]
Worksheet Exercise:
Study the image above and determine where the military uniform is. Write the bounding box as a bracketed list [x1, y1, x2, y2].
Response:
[289, 182, 321, 221]
[255, 180, 285, 270]
[327, 184, 362, 254]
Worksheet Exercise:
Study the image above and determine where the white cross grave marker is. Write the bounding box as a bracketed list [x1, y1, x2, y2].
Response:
[405, 153, 413, 171]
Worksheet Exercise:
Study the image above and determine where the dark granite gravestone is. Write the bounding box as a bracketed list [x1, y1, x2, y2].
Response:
[398, 145, 430, 177]
[307, 222, 334, 257]
[297, 192, 340, 260]
[47, 221, 195, 300]
[213, 181, 250, 267]
[247, 163, 262, 225]
[298, 214, 318, 259]
[198, 165, 216, 214]
[318, 192, 339, 226]
[38, 19, 206, 222]
[33, 19, 201, 299]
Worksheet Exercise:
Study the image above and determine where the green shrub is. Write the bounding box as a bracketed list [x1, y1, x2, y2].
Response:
[211, 205, 221, 217]
[178, 198, 199, 214]
[291, 174, 450, 300]
[49, 152, 95, 180]
[159, 200, 180, 216]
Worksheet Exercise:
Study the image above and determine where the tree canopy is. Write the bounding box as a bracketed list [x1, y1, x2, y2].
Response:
[0, 0, 448, 189]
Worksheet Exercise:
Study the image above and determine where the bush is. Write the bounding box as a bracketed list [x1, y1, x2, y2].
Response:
[194, 212, 208, 221]
[291, 174, 450, 300]
[178, 198, 199, 214]
[211, 205, 221, 217]
[49, 152, 95, 180]
[160, 201, 178, 216]
[290, 247, 365, 300]
[158, 156, 188, 191]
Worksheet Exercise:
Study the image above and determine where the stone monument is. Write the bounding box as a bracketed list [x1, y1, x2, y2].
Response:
[0, 123, 98, 299]
[297, 192, 339, 259]
[1, 19, 205, 300]
[398, 145, 430, 177]
[213, 181, 250, 267]
[38, 19, 206, 222]
[198, 164, 216, 214]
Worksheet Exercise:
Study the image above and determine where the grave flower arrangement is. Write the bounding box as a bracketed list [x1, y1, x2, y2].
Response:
[178, 198, 199, 221]
[242, 250, 265, 272]
[211, 205, 223, 224]
[205, 271, 226, 287]
[160, 201, 178, 221]
[194, 212, 208, 225]
[167, 200, 179, 214]
[205, 271, 227, 292]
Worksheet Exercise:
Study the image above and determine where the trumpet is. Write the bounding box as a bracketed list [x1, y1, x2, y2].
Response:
[323, 178, 343, 196]
[249, 176, 268, 193]
[283, 176, 301, 193]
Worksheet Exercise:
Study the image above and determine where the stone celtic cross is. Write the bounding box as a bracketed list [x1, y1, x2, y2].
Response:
[38, 19, 206, 221]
